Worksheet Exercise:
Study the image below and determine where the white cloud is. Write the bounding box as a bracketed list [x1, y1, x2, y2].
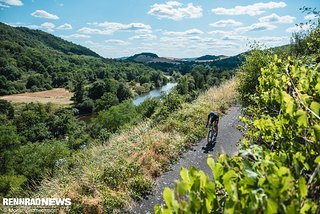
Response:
[78, 27, 106, 34]
[259, 13, 295, 23]
[148, 1, 202, 20]
[40, 22, 55, 32]
[0, 0, 23, 6]
[212, 2, 286, 16]
[129, 34, 157, 40]
[0, 3, 10, 7]
[105, 39, 129, 46]
[236, 22, 277, 33]
[61, 34, 91, 39]
[208, 30, 234, 37]
[304, 14, 318, 20]
[79, 22, 152, 35]
[221, 35, 247, 41]
[31, 10, 59, 20]
[286, 25, 311, 33]
[57, 23, 72, 30]
[41, 22, 55, 29]
[162, 28, 204, 36]
[210, 19, 243, 27]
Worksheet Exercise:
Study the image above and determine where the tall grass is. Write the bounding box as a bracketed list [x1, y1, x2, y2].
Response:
[36, 78, 238, 213]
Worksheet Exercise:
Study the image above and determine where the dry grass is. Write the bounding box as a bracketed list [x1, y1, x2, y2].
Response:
[36, 78, 239, 213]
[0, 88, 73, 105]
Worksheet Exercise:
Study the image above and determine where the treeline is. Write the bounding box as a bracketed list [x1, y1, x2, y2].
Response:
[0, 22, 167, 96]
[146, 57, 243, 75]
[155, 10, 320, 214]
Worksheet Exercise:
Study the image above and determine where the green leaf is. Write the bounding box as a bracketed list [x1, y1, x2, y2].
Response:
[313, 125, 320, 141]
[315, 156, 320, 164]
[176, 181, 188, 195]
[205, 198, 213, 213]
[295, 110, 308, 127]
[266, 198, 278, 214]
[213, 163, 224, 182]
[315, 82, 320, 95]
[180, 167, 189, 183]
[163, 187, 173, 209]
[282, 91, 295, 115]
[222, 170, 237, 183]
[207, 157, 215, 172]
[300, 199, 312, 214]
[298, 177, 307, 201]
[310, 101, 320, 117]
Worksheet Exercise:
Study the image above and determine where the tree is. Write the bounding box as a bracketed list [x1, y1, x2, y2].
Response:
[95, 92, 119, 112]
[137, 98, 160, 118]
[117, 83, 132, 102]
[5, 140, 70, 180]
[26, 75, 45, 89]
[72, 75, 86, 105]
[93, 101, 139, 133]
[238, 49, 269, 107]
[176, 75, 195, 95]
[0, 99, 14, 119]
[88, 80, 106, 100]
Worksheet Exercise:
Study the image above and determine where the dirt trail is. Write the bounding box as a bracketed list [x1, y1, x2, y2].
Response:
[130, 105, 243, 213]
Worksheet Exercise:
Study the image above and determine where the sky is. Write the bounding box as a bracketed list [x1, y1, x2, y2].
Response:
[0, 0, 319, 58]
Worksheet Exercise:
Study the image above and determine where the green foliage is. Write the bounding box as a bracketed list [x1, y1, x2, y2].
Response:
[0, 102, 89, 198]
[117, 82, 133, 102]
[95, 92, 119, 112]
[92, 101, 140, 135]
[0, 174, 27, 197]
[152, 92, 184, 121]
[156, 23, 320, 213]
[0, 99, 14, 118]
[137, 98, 161, 118]
[6, 140, 70, 180]
[238, 49, 269, 107]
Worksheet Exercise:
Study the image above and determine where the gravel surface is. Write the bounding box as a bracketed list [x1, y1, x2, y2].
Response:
[130, 105, 243, 214]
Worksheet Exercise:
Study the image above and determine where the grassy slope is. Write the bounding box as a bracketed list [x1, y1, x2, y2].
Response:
[36, 78, 239, 213]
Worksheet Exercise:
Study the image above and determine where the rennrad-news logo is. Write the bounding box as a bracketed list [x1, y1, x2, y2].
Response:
[3, 198, 72, 206]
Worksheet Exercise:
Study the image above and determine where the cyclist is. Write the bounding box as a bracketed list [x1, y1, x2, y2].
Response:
[206, 112, 219, 136]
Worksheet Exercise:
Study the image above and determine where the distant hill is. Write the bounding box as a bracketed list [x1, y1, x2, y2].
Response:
[125, 52, 179, 64]
[196, 55, 225, 61]
[0, 22, 166, 95]
[124, 52, 245, 73]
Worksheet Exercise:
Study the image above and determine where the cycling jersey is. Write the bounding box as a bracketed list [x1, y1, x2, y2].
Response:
[208, 112, 219, 124]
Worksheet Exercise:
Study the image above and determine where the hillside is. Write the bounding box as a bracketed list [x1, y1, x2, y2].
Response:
[0, 22, 167, 97]
[196, 55, 225, 61]
[0, 23, 99, 58]
[123, 52, 244, 74]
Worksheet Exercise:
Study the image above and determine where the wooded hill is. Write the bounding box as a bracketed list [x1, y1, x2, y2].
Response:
[0, 22, 167, 96]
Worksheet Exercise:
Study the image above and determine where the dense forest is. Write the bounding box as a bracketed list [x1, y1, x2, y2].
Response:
[155, 9, 320, 214]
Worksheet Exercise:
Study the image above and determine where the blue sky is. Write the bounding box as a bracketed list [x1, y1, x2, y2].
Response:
[0, 0, 319, 58]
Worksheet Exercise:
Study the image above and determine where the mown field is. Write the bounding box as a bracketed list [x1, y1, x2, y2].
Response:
[0, 88, 73, 105]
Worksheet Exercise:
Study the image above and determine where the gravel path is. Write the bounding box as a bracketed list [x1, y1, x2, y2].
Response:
[130, 106, 243, 214]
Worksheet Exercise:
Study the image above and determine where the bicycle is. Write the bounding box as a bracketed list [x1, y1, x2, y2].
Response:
[207, 124, 218, 144]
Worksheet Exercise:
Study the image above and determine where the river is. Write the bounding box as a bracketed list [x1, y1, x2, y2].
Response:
[78, 82, 177, 123]
[133, 82, 177, 105]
